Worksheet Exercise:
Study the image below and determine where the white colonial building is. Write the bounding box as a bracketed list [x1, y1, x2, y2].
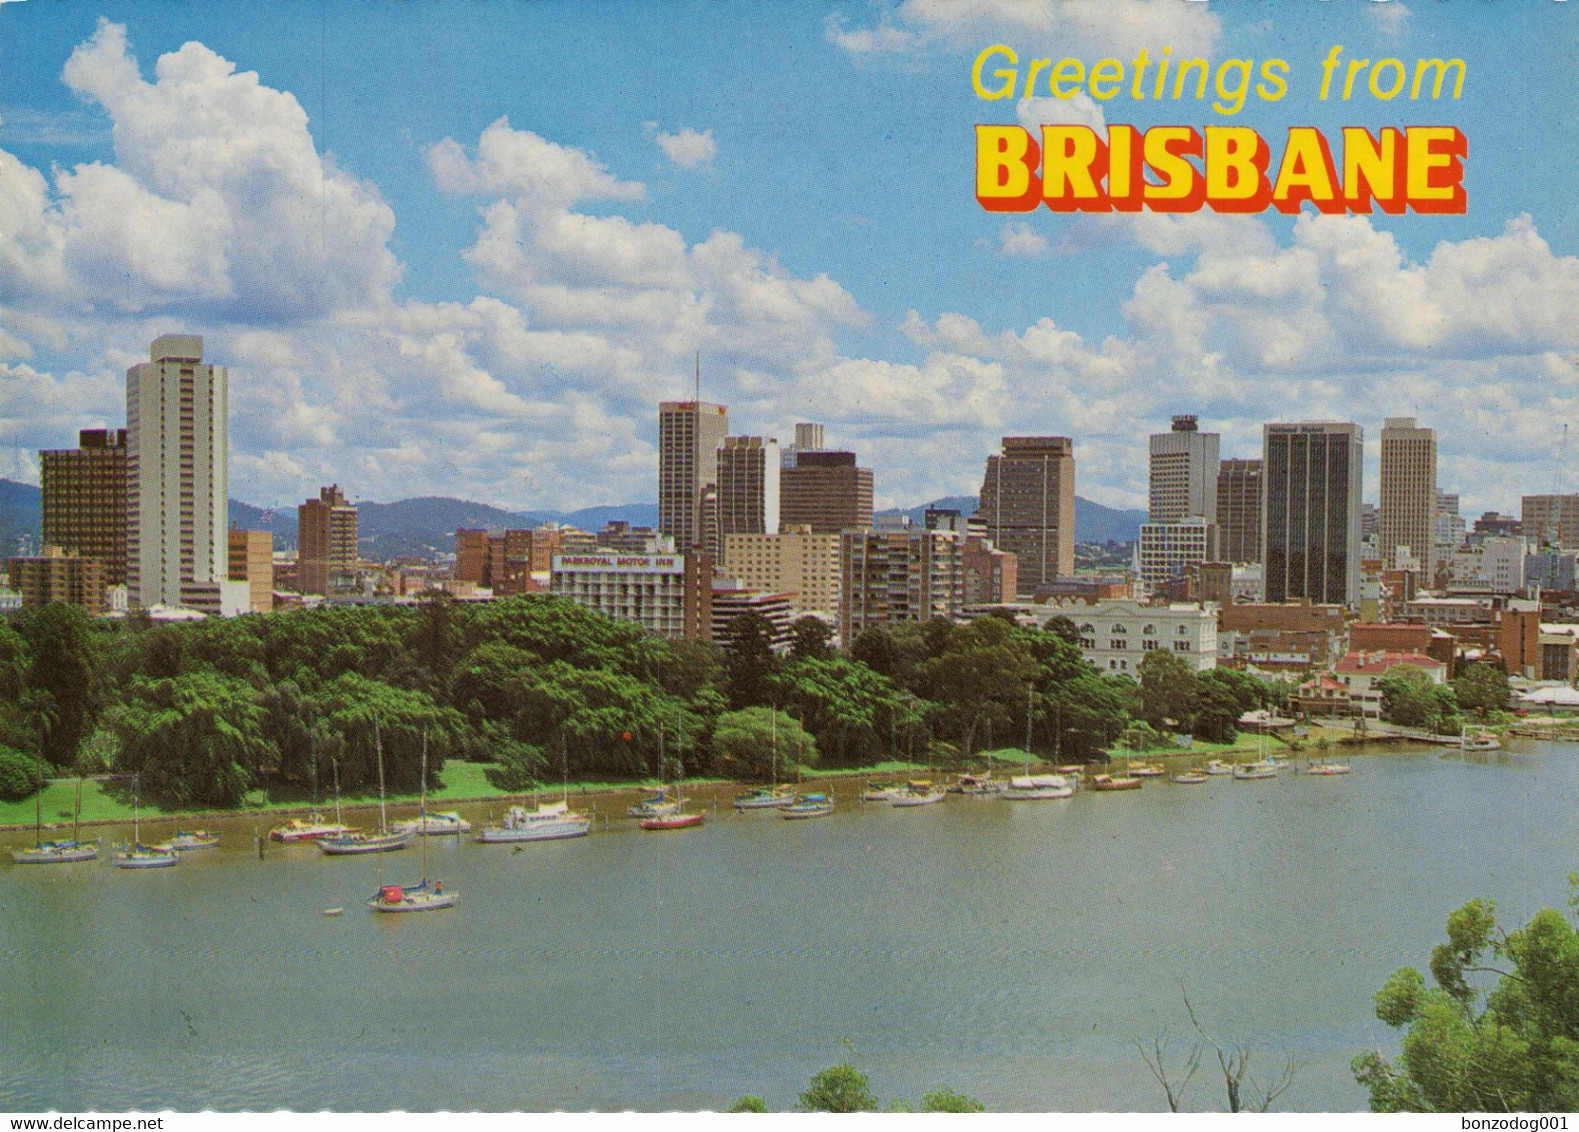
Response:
[1049, 599, 1219, 676]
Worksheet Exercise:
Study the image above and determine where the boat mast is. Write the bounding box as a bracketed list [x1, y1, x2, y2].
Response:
[420, 728, 429, 886]
[33, 749, 42, 848]
[131, 772, 140, 848]
[375, 719, 387, 835]
[561, 732, 570, 806]
[771, 706, 777, 788]
[332, 757, 343, 828]
[73, 777, 81, 845]
[1024, 686, 1033, 776]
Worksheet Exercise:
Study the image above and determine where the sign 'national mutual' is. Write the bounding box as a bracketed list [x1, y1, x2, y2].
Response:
[973, 45, 1468, 216]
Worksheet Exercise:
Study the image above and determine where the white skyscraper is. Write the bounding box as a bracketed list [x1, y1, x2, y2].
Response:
[126, 334, 233, 611]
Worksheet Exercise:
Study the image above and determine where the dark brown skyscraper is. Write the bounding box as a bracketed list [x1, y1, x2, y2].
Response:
[1216, 457, 1264, 563]
[780, 450, 873, 534]
[297, 484, 359, 595]
[978, 436, 1075, 596]
[1262, 422, 1362, 607]
[39, 428, 129, 585]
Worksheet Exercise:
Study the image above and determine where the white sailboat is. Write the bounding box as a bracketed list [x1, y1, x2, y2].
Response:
[114, 773, 177, 869]
[369, 730, 458, 912]
[12, 766, 98, 864]
[319, 722, 415, 855]
[1000, 691, 1072, 799]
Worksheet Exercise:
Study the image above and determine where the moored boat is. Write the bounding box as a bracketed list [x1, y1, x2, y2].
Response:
[1173, 771, 1209, 784]
[1233, 761, 1279, 780]
[890, 781, 947, 807]
[368, 878, 459, 913]
[1305, 760, 1352, 776]
[475, 801, 591, 842]
[12, 773, 98, 864]
[1001, 774, 1074, 800]
[1127, 762, 1166, 778]
[861, 781, 905, 802]
[13, 839, 99, 864]
[318, 828, 416, 855]
[1092, 774, 1142, 791]
[640, 810, 705, 830]
[113, 774, 177, 868]
[369, 733, 457, 914]
[394, 810, 472, 836]
[780, 792, 834, 819]
[270, 816, 356, 843]
[164, 829, 220, 851]
[628, 789, 682, 819]
[952, 771, 1005, 796]
[114, 842, 179, 868]
[733, 785, 797, 810]
[1204, 759, 1234, 776]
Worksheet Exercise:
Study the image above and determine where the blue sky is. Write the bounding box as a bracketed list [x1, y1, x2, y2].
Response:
[1, 0, 1576, 516]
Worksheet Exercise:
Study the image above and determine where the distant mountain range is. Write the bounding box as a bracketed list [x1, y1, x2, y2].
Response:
[0, 478, 1144, 559]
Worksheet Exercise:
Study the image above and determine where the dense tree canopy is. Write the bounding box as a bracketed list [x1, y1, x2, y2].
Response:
[1353, 882, 1579, 1112]
[4, 593, 1290, 806]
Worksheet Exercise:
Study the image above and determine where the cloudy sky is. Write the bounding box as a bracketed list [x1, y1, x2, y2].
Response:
[0, 0, 1575, 517]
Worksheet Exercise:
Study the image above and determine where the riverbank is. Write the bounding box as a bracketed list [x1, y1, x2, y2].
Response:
[0, 739, 1307, 833]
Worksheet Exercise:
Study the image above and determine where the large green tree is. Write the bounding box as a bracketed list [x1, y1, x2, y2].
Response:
[799, 1065, 878, 1113]
[1353, 882, 1579, 1112]
[113, 670, 274, 807]
[711, 706, 817, 782]
[1137, 649, 1198, 732]
[19, 602, 96, 766]
[1377, 667, 1458, 730]
[1453, 663, 1512, 719]
[918, 616, 1039, 756]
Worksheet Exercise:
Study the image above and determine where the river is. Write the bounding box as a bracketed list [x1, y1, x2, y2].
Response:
[2, 742, 1576, 1112]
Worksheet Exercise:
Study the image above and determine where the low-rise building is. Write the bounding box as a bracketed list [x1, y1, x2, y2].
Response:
[722, 526, 841, 619]
[1334, 650, 1449, 718]
[1056, 599, 1218, 676]
[550, 551, 712, 639]
[227, 528, 274, 613]
[711, 581, 797, 648]
[6, 546, 107, 614]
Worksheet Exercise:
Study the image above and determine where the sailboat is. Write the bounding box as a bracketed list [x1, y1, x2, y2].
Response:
[476, 734, 590, 842]
[1001, 688, 1072, 799]
[369, 730, 458, 912]
[319, 722, 415, 855]
[11, 764, 98, 864]
[114, 773, 178, 868]
[271, 723, 356, 842]
[734, 707, 797, 809]
[641, 711, 704, 830]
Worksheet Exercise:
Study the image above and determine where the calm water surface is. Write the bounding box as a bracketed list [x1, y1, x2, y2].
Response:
[3, 743, 1577, 1112]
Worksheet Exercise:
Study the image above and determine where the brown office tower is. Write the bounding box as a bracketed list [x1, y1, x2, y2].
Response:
[780, 451, 873, 534]
[297, 485, 359, 595]
[1522, 494, 1579, 549]
[658, 401, 729, 551]
[1216, 458, 1264, 564]
[716, 436, 781, 547]
[227, 528, 273, 613]
[39, 428, 129, 585]
[978, 436, 1075, 597]
[1379, 417, 1437, 578]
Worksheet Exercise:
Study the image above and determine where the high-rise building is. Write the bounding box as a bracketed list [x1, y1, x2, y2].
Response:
[780, 450, 873, 534]
[227, 528, 274, 613]
[39, 428, 129, 586]
[1379, 417, 1438, 581]
[658, 401, 729, 551]
[782, 422, 825, 469]
[1216, 458, 1263, 563]
[1149, 415, 1219, 523]
[840, 528, 963, 643]
[455, 526, 567, 595]
[978, 436, 1075, 597]
[1262, 422, 1363, 607]
[1522, 494, 1579, 549]
[126, 335, 229, 610]
[298, 485, 359, 595]
[716, 436, 780, 551]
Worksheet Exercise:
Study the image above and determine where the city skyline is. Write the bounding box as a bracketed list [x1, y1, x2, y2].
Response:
[2, 4, 1576, 520]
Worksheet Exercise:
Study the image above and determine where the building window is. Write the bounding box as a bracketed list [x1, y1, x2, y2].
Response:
[1080, 638, 1095, 649]
[1111, 639, 1127, 651]
[1142, 640, 1157, 651]
[1177, 625, 1188, 635]
[1112, 624, 1128, 635]
[1143, 624, 1156, 635]
[1174, 640, 1189, 652]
